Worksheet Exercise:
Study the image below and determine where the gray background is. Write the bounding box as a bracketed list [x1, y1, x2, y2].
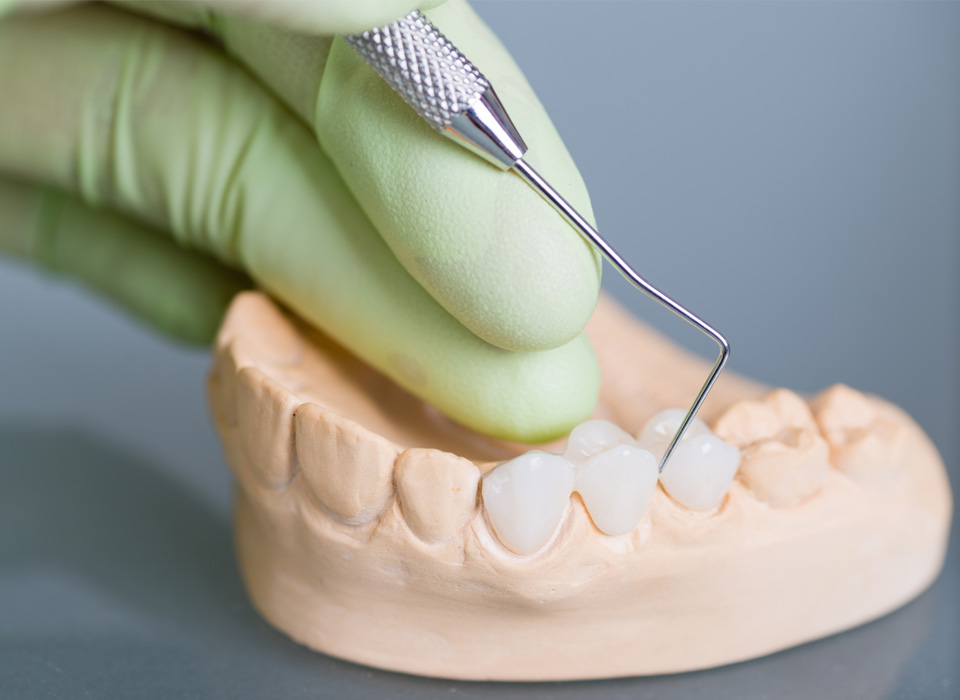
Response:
[1, 1, 958, 698]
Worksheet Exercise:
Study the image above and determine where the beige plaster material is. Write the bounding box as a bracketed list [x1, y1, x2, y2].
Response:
[811, 383, 910, 494]
[714, 389, 832, 507]
[395, 449, 481, 544]
[207, 291, 952, 681]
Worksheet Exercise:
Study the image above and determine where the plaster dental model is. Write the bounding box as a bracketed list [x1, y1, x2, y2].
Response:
[208, 291, 951, 681]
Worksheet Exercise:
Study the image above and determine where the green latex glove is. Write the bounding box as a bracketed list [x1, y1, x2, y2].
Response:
[0, 0, 602, 442]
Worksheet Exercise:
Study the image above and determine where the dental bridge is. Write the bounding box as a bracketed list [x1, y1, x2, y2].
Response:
[346, 11, 730, 477]
[483, 412, 741, 554]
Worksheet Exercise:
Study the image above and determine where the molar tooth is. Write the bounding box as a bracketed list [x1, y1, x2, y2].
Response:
[482, 451, 574, 555]
[811, 384, 907, 492]
[737, 430, 831, 507]
[713, 389, 818, 445]
[575, 445, 658, 536]
[235, 366, 299, 489]
[564, 419, 638, 464]
[713, 390, 829, 507]
[295, 403, 399, 524]
[638, 409, 710, 461]
[659, 434, 741, 511]
[396, 449, 480, 544]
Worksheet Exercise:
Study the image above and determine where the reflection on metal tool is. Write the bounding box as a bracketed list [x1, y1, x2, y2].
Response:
[346, 11, 730, 472]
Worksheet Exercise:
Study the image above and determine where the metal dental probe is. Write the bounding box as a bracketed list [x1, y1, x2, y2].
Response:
[346, 11, 730, 472]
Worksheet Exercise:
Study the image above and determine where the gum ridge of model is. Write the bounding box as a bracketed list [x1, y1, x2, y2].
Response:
[483, 414, 741, 554]
[208, 291, 952, 681]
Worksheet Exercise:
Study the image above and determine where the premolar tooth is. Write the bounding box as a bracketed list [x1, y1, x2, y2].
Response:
[659, 434, 741, 510]
[575, 445, 658, 536]
[396, 448, 480, 544]
[639, 408, 710, 461]
[564, 419, 638, 464]
[482, 451, 574, 555]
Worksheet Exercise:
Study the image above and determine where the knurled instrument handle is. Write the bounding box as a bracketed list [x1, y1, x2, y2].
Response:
[346, 12, 527, 169]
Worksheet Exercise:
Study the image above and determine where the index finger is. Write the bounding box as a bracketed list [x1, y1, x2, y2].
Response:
[3, 0, 437, 34]
[138, 0, 604, 354]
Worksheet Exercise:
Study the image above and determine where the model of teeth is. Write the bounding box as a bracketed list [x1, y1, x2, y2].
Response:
[483, 415, 741, 553]
[210, 292, 952, 681]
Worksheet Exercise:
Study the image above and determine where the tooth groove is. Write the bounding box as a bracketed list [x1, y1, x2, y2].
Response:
[295, 403, 399, 524]
[396, 448, 480, 544]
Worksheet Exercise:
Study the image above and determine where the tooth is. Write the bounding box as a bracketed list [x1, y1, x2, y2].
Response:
[212, 337, 255, 427]
[564, 419, 638, 464]
[231, 292, 303, 366]
[206, 373, 229, 428]
[738, 430, 831, 507]
[659, 434, 741, 510]
[575, 444, 658, 535]
[209, 398, 253, 485]
[713, 389, 818, 445]
[211, 343, 237, 427]
[638, 408, 710, 461]
[811, 384, 877, 432]
[482, 451, 574, 555]
[811, 384, 907, 492]
[396, 448, 480, 544]
[235, 366, 299, 489]
[713, 390, 829, 507]
[295, 402, 399, 523]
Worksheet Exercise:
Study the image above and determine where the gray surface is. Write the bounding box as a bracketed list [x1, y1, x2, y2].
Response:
[1, 1, 958, 698]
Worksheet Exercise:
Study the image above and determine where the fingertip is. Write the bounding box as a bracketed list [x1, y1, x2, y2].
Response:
[447, 333, 601, 443]
[424, 164, 603, 354]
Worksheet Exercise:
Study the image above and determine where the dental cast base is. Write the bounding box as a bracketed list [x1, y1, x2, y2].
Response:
[484, 413, 741, 554]
[209, 292, 951, 681]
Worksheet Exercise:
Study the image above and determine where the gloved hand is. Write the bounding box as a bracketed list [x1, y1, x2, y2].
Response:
[0, 0, 602, 442]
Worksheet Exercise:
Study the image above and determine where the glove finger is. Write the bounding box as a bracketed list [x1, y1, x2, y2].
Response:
[0, 5, 599, 441]
[319, 0, 604, 354]
[144, 0, 603, 354]
[0, 178, 251, 344]
[4, 0, 442, 35]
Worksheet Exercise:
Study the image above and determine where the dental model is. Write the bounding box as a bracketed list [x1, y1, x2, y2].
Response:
[208, 291, 952, 681]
